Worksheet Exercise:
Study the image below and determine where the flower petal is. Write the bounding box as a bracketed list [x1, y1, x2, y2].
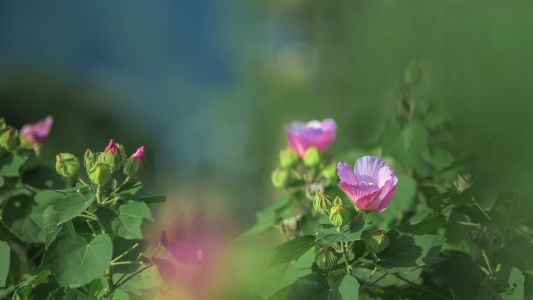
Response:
[376, 179, 397, 212]
[337, 162, 357, 185]
[354, 156, 387, 180]
[338, 182, 380, 209]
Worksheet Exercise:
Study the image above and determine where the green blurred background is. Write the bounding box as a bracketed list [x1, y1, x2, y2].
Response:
[1, 0, 533, 229]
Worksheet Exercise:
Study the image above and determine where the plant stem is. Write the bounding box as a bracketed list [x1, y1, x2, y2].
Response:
[111, 243, 139, 263]
[481, 249, 494, 275]
[395, 274, 450, 300]
[96, 185, 102, 205]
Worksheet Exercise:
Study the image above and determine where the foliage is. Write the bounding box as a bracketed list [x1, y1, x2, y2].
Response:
[0, 121, 165, 299]
[240, 63, 533, 300]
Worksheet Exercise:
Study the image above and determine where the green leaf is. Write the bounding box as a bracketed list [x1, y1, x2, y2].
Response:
[378, 233, 443, 272]
[0, 153, 28, 177]
[0, 241, 10, 287]
[364, 175, 417, 229]
[281, 273, 359, 300]
[53, 193, 95, 225]
[98, 201, 153, 240]
[2, 191, 58, 242]
[501, 267, 524, 300]
[285, 274, 330, 300]
[237, 197, 292, 240]
[0, 176, 4, 188]
[43, 206, 61, 248]
[271, 235, 315, 266]
[335, 275, 359, 300]
[42, 231, 113, 288]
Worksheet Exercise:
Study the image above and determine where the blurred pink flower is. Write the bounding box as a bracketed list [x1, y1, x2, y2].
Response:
[337, 156, 398, 212]
[285, 118, 336, 157]
[20, 116, 53, 146]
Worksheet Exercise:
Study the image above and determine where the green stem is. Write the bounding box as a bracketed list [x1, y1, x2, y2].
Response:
[111, 243, 139, 263]
[395, 274, 450, 300]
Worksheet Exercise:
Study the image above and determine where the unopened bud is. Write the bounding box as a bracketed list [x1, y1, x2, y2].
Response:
[315, 247, 340, 270]
[55, 153, 80, 178]
[303, 147, 320, 167]
[88, 163, 112, 185]
[271, 168, 289, 189]
[279, 148, 299, 168]
[123, 146, 145, 178]
[313, 192, 331, 215]
[329, 202, 351, 228]
[84, 149, 96, 171]
[363, 229, 390, 253]
[0, 127, 20, 151]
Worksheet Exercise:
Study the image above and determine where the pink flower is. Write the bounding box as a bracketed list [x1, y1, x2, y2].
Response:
[104, 138, 117, 155]
[132, 146, 145, 162]
[20, 116, 54, 146]
[284, 118, 336, 157]
[337, 156, 398, 212]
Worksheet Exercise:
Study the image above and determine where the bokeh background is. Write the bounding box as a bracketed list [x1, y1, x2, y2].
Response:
[1, 0, 533, 236]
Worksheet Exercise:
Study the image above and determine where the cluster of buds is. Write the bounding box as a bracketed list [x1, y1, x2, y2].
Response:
[271, 119, 338, 190]
[56, 138, 145, 185]
[314, 193, 352, 228]
[0, 116, 53, 153]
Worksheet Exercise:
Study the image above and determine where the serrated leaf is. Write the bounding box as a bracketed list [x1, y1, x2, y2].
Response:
[42, 231, 113, 288]
[0, 241, 9, 287]
[271, 235, 315, 266]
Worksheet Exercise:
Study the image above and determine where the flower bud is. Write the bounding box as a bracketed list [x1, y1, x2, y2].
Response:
[0, 118, 6, 131]
[303, 147, 320, 167]
[315, 247, 340, 270]
[329, 202, 351, 228]
[84, 149, 96, 171]
[115, 143, 127, 169]
[0, 127, 20, 151]
[55, 153, 80, 178]
[362, 229, 390, 253]
[88, 163, 112, 185]
[271, 168, 289, 189]
[313, 192, 331, 215]
[279, 148, 299, 168]
[123, 146, 145, 178]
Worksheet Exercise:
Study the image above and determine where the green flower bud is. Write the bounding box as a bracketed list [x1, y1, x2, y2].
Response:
[279, 148, 299, 168]
[98, 151, 115, 169]
[0, 127, 20, 151]
[362, 229, 390, 253]
[271, 168, 289, 189]
[303, 147, 320, 167]
[55, 153, 80, 178]
[329, 202, 351, 228]
[313, 192, 331, 215]
[84, 149, 96, 171]
[0, 118, 6, 131]
[88, 163, 112, 185]
[315, 247, 340, 270]
[115, 143, 127, 169]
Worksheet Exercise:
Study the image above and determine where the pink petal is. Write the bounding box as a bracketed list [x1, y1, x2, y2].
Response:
[337, 162, 357, 185]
